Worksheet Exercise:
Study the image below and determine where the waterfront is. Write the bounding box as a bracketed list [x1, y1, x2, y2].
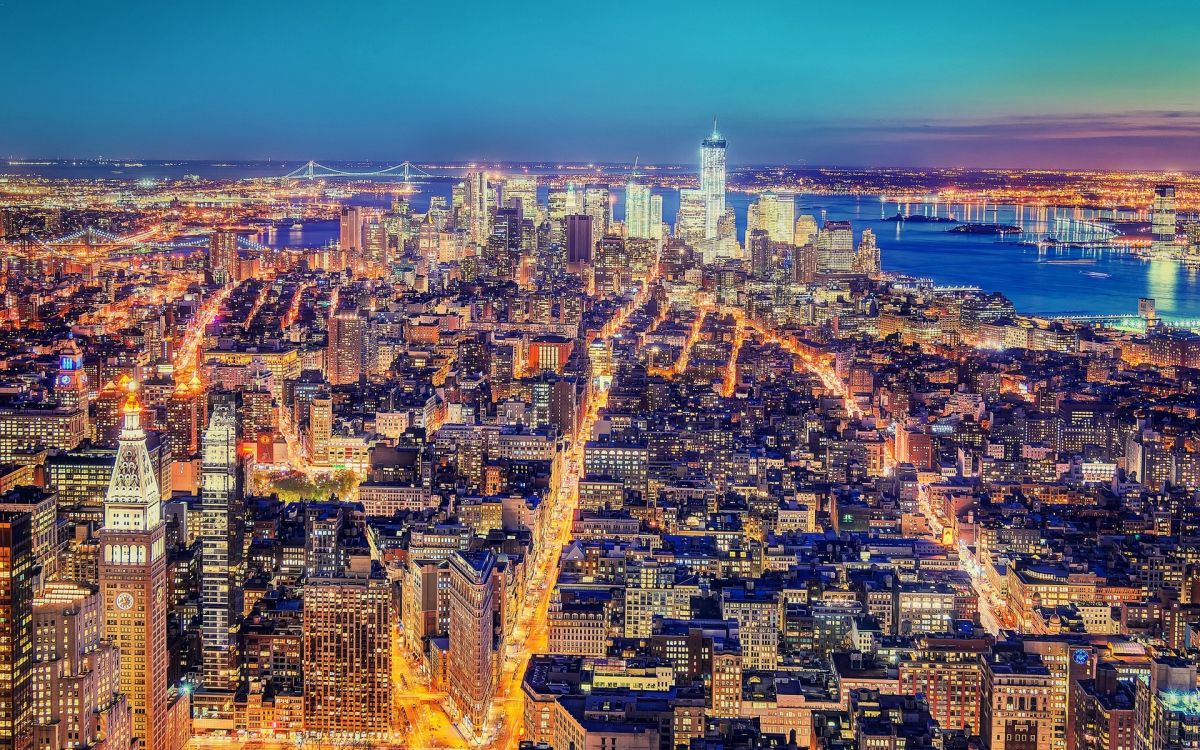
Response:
[259, 187, 1200, 322]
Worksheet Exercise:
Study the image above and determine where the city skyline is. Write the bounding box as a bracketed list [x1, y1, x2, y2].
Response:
[3, 1, 1199, 169]
[6, 5, 1200, 750]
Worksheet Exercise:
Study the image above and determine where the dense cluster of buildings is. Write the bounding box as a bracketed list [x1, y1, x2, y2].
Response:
[0, 130, 1199, 750]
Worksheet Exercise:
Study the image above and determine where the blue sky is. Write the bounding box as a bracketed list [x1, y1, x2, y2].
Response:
[3, 0, 1199, 168]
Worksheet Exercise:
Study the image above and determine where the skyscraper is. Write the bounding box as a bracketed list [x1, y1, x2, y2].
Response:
[338, 205, 363, 265]
[700, 120, 727, 240]
[815, 220, 855, 273]
[98, 384, 168, 750]
[448, 550, 497, 737]
[855, 228, 881, 277]
[794, 214, 819, 247]
[463, 172, 490, 247]
[565, 214, 594, 267]
[747, 191, 796, 244]
[748, 229, 772, 279]
[208, 230, 239, 286]
[583, 186, 610, 237]
[199, 401, 242, 692]
[362, 215, 388, 276]
[54, 343, 89, 416]
[676, 189, 707, 246]
[327, 304, 366, 385]
[502, 177, 539, 224]
[486, 207, 523, 281]
[32, 582, 132, 750]
[625, 183, 653, 239]
[0, 510, 33, 750]
[1152, 184, 1177, 255]
[302, 563, 393, 738]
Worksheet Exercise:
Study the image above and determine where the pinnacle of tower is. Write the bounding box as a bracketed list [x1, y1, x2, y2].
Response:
[105, 379, 162, 528]
[123, 386, 142, 415]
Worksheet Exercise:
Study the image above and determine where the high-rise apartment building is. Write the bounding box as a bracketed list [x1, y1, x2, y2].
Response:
[326, 304, 366, 385]
[362, 215, 388, 275]
[0, 510, 34, 750]
[208, 230, 239, 285]
[164, 374, 202, 459]
[700, 122, 727, 240]
[97, 386, 168, 750]
[982, 650, 1056, 750]
[199, 401, 242, 691]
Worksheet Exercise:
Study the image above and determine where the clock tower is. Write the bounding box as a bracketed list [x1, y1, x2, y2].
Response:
[99, 382, 168, 750]
[55, 341, 90, 432]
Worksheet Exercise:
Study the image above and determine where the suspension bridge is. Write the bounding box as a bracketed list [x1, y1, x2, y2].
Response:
[8, 226, 269, 263]
[282, 160, 436, 181]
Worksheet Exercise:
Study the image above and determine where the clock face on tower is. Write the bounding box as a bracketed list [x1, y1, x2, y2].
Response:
[115, 592, 135, 611]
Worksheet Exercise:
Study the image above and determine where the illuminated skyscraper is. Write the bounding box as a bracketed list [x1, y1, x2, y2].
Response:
[1152, 184, 1177, 255]
[0, 509, 33, 750]
[302, 562, 393, 738]
[815, 220, 855, 273]
[625, 182, 653, 239]
[199, 401, 242, 691]
[548, 184, 582, 223]
[54, 343, 89, 416]
[463, 172, 491, 247]
[747, 191, 796, 243]
[338, 206, 362, 261]
[447, 550, 496, 737]
[98, 384, 168, 750]
[327, 304, 366, 385]
[676, 188, 707, 246]
[855, 228, 881, 277]
[503, 177, 539, 224]
[700, 120, 727, 240]
[208, 230, 239, 286]
[362, 215, 388, 276]
[583, 186, 611, 237]
[486, 207, 523, 281]
[794, 214, 819, 247]
[32, 582, 132, 750]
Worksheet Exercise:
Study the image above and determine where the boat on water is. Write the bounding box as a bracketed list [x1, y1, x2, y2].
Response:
[1081, 271, 1112, 279]
[1042, 258, 1097, 265]
[290, 222, 304, 230]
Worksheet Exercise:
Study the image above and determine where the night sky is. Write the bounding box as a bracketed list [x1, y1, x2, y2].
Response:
[3, 0, 1199, 169]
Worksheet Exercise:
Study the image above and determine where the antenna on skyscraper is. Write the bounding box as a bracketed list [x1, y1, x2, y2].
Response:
[632, 153, 641, 180]
[712, 115, 719, 137]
